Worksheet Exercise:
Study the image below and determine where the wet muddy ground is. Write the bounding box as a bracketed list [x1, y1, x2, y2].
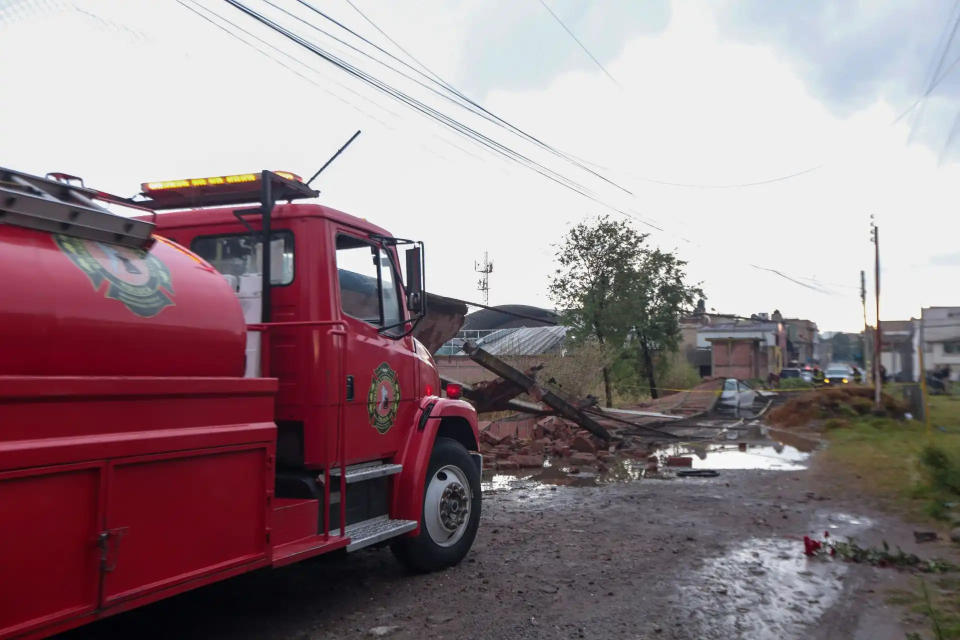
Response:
[63, 436, 955, 640]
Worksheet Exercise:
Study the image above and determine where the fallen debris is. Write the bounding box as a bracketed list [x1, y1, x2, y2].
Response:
[463, 341, 611, 441]
[914, 531, 939, 543]
[767, 387, 906, 428]
[676, 469, 720, 478]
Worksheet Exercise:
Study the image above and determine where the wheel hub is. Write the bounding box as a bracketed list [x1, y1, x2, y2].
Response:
[439, 483, 468, 531]
[424, 464, 473, 547]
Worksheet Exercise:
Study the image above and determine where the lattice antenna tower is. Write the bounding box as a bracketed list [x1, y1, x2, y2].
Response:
[474, 251, 493, 306]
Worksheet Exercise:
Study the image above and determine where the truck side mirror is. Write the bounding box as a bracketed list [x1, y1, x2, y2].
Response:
[405, 246, 424, 314]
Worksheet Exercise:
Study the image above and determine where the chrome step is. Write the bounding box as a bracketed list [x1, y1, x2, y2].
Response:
[345, 516, 417, 552]
[324, 461, 403, 484]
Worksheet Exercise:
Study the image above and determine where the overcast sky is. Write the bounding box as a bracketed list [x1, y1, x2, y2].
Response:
[2, 0, 960, 332]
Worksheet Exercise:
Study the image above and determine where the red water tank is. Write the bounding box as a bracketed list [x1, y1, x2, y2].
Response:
[0, 225, 246, 377]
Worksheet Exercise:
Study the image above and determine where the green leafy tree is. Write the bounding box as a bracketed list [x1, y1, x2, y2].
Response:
[549, 216, 643, 406]
[549, 215, 702, 404]
[624, 248, 702, 398]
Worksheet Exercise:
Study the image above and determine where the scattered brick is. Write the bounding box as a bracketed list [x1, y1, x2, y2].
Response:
[570, 435, 596, 454]
[569, 452, 597, 465]
[508, 455, 545, 468]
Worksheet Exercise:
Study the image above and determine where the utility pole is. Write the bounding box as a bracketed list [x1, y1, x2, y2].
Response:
[475, 251, 493, 306]
[861, 270, 868, 376]
[870, 217, 882, 409]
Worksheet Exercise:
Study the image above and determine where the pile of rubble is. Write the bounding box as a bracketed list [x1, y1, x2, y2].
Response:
[766, 386, 906, 428]
[449, 341, 732, 473]
[478, 414, 648, 473]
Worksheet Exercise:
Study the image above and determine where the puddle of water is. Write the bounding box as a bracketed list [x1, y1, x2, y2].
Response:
[653, 442, 811, 471]
[680, 537, 847, 639]
[763, 425, 822, 453]
[813, 511, 875, 536]
[482, 440, 810, 493]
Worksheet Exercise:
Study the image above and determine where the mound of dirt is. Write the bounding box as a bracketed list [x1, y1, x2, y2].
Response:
[766, 387, 906, 428]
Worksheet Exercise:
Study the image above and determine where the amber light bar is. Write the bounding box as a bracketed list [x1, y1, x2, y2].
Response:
[142, 171, 301, 193]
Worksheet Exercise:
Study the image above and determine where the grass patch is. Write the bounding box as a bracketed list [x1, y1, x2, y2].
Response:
[823, 397, 960, 523]
[891, 575, 960, 639]
[779, 377, 815, 391]
[930, 395, 960, 432]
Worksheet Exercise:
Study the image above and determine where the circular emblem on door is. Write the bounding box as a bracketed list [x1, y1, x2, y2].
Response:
[368, 362, 400, 434]
[54, 234, 175, 318]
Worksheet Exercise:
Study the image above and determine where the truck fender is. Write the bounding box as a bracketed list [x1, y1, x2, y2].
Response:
[391, 396, 480, 532]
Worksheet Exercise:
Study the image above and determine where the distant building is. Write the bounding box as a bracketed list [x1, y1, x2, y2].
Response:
[912, 307, 960, 381]
[820, 331, 863, 366]
[435, 305, 565, 384]
[814, 332, 835, 364]
[783, 318, 818, 364]
[677, 313, 736, 377]
[879, 320, 915, 382]
[697, 314, 787, 380]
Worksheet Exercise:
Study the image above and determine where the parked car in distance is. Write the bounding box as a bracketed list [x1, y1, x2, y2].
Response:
[780, 367, 814, 384]
[719, 378, 756, 408]
[823, 364, 853, 385]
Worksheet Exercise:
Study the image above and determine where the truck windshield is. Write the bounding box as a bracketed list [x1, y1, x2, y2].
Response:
[191, 231, 294, 285]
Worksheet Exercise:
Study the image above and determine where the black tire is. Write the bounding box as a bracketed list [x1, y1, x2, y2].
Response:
[391, 437, 481, 573]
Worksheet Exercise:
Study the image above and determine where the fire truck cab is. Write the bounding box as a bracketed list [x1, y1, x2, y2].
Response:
[0, 169, 481, 640]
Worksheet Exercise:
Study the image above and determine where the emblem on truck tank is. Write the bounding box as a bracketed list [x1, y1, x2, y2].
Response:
[368, 362, 400, 434]
[54, 235, 175, 318]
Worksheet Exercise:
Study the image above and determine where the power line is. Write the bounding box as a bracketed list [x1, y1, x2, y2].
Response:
[292, 0, 636, 197]
[340, 0, 824, 193]
[203, 1, 847, 295]
[749, 264, 838, 295]
[628, 164, 823, 190]
[895, 50, 960, 125]
[221, 0, 646, 222]
[176, 0, 400, 127]
[535, 0, 620, 88]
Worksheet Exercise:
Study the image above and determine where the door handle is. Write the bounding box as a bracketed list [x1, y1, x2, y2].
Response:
[346, 375, 354, 401]
[97, 527, 128, 573]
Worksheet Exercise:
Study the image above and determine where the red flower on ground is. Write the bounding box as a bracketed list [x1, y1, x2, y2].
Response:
[803, 536, 822, 556]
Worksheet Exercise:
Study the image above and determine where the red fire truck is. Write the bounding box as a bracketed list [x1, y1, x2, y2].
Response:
[0, 168, 481, 639]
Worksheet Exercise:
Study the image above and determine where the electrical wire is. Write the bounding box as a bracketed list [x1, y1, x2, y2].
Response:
[204, 1, 849, 295]
[535, 0, 620, 88]
[294, 0, 636, 197]
[177, 0, 400, 127]
[337, 0, 822, 192]
[749, 264, 837, 295]
[220, 0, 658, 227]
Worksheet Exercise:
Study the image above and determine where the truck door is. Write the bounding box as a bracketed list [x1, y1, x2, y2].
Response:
[334, 232, 418, 463]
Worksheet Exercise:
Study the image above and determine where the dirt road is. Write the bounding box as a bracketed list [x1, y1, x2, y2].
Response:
[62, 447, 950, 640]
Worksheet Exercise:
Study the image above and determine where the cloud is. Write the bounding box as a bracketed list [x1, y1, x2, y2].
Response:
[713, 0, 960, 157]
[1, 0, 958, 334]
[456, 0, 670, 95]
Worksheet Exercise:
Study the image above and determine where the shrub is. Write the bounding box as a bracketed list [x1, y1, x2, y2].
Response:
[779, 378, 815, 390]
[919, 444, 960, 497]
[658, 358, 701, 392]
[823, 418, 851, 430]
[539, 342, 611, 401]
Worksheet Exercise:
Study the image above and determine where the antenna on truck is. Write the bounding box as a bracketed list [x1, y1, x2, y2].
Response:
[307, 130, 361, 188]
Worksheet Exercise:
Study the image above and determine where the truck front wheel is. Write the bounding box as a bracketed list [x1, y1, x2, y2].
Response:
[391, 437, 481, 572]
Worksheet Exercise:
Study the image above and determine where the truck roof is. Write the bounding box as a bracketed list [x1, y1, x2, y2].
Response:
[145, 202, 393, 238]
